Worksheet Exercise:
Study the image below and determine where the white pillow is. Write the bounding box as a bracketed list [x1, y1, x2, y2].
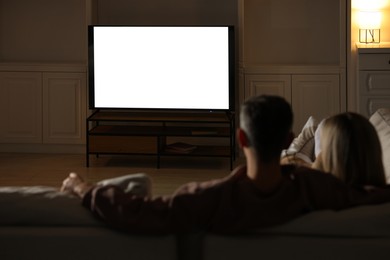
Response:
[282, 116, 319, 163]
[369, 108, 390, 184]
[314, 119, 325, 158]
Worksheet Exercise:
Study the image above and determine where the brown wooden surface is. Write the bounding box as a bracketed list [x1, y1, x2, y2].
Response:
[0, 153, 244, 196]
[89, 136, 157, 153]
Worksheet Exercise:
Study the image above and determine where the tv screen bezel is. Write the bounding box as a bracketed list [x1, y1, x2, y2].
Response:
[88, 25, 235, 112]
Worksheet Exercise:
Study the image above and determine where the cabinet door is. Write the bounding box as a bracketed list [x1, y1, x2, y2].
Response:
[292, 75, 340, 133]
[358, 71, 390, 117]
[359, 71, 390, 96]
[360, 96, 390, 118]
[244, 74, 292, 102]
[0, 72, 42, 143]
[43, 73, 86, 144]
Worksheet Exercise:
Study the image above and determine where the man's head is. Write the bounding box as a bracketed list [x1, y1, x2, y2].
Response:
[239, 95, 293, 162]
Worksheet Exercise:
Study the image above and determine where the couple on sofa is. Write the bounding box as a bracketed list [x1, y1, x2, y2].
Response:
[282, 110, 386, 187]
[61, 95, 390, 234]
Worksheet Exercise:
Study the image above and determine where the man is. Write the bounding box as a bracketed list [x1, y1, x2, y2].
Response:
[61, 95, 390, 234]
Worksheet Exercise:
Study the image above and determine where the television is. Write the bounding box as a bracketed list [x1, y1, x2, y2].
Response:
[88, 25, 235, 112]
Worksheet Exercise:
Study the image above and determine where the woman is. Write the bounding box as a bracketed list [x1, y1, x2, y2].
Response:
[312, 112, 386, 187]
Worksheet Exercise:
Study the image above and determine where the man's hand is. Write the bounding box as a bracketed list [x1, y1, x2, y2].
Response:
[61, 172, 92, 198]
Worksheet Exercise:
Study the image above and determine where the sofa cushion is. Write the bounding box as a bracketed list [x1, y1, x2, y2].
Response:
[265, 202, 390, 237]
[0, 227, 177, 260]
[369, 108, 390, 184]
[0, 186, 102, 226]
[203, 203, 390, 260]
[282, 116, 319, 163]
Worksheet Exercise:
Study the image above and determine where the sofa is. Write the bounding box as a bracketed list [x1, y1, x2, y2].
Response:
[1, 109, 389, 260]
[0, 185, 390, 260]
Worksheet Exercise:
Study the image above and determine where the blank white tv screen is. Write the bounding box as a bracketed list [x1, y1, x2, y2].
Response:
[89, 26, 233, 110]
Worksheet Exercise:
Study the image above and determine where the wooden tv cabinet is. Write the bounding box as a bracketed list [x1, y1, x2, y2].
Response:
[86, 110, 235, 169]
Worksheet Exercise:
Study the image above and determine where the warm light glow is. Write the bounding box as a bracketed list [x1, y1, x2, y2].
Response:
[353, 0, 389, 10]
[353, 0, 387, 44]
[358, 11, 382, 29]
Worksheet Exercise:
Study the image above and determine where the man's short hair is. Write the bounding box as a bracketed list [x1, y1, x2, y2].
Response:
[240, 95, 293, 162]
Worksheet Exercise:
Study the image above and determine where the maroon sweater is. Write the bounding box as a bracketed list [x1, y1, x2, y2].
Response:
[82, 165, 390, 234]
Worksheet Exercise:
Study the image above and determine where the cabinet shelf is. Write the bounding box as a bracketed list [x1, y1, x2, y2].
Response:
[89, 125, 230, 137]
[88, 111, 232, 123]
[86, 110, 235, 169]
[162, 145, 230, 157]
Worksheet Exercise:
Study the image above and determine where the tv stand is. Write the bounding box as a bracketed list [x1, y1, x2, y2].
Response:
[86, 110, 236, 169]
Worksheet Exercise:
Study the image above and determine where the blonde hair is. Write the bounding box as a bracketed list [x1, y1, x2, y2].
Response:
[314, 112, 386, 187]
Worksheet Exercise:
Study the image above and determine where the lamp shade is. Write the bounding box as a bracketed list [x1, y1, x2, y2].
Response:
[357, 11, 382, 29]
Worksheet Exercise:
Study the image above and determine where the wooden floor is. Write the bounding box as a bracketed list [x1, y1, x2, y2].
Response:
[0, 153, 244, 196]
